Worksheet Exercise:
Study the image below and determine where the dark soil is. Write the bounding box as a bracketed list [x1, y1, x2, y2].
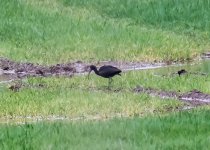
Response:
[0, 58, 90, 78]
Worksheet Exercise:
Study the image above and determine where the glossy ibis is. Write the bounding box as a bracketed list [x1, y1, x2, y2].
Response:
[88, 65, 122, 87]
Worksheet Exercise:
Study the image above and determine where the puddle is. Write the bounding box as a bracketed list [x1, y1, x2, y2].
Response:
[98, 60, 168, 71]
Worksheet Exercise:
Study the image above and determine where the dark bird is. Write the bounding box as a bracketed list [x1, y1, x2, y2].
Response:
[88, 65, 122, 87]
[2, 66, 9, 71]
[177, 69, 187, 76]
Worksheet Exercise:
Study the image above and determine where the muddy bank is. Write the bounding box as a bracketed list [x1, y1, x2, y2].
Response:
[2, 54, 210, 79]
[0, 58, 90, 78]
[134, 86, 210, 106]
[201, 52, 210, 59]
[0, 57, 185, 79]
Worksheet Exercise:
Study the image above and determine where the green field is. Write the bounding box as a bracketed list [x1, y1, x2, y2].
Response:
[1, 110, 210, 150]
[1, 0, 210, 149]
[1, 0, 210, 63]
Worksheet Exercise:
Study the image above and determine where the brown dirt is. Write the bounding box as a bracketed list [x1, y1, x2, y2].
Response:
[0, 58, 90, 78]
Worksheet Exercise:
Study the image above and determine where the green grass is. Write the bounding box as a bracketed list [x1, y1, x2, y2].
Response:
[0, 0, 210, 63]
[64, 0, 210, 32]
[1, 110, 210, 149]
[0, 74, 181, 118]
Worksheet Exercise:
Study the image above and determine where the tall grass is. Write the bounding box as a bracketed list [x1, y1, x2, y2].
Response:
[0, 0, 209, 63]
[64, 0, 210, 32]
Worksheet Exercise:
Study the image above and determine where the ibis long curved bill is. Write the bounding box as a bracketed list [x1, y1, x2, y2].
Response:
[87, 70, 92, 79]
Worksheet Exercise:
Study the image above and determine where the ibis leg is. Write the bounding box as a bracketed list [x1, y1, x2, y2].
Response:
[108, 78, 113, 89]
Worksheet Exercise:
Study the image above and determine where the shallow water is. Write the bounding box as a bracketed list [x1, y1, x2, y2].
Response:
[152, 59, 210, 77]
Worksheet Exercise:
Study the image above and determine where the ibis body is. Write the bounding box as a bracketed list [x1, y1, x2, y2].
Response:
[88, 65, 122, 87]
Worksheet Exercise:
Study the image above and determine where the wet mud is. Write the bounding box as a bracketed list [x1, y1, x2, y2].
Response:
[201, 52, 210, 59]
[0, 58, 90, 78]
[134, 86, 210, 106]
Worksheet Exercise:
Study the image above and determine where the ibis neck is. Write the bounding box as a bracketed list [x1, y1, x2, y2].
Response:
[92, 68, 100, 75]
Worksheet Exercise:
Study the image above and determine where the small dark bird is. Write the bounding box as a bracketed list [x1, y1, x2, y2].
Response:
[2, 66, 9, 71]
[178, 69, 187, 76]
[88, 65, 122, 87]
